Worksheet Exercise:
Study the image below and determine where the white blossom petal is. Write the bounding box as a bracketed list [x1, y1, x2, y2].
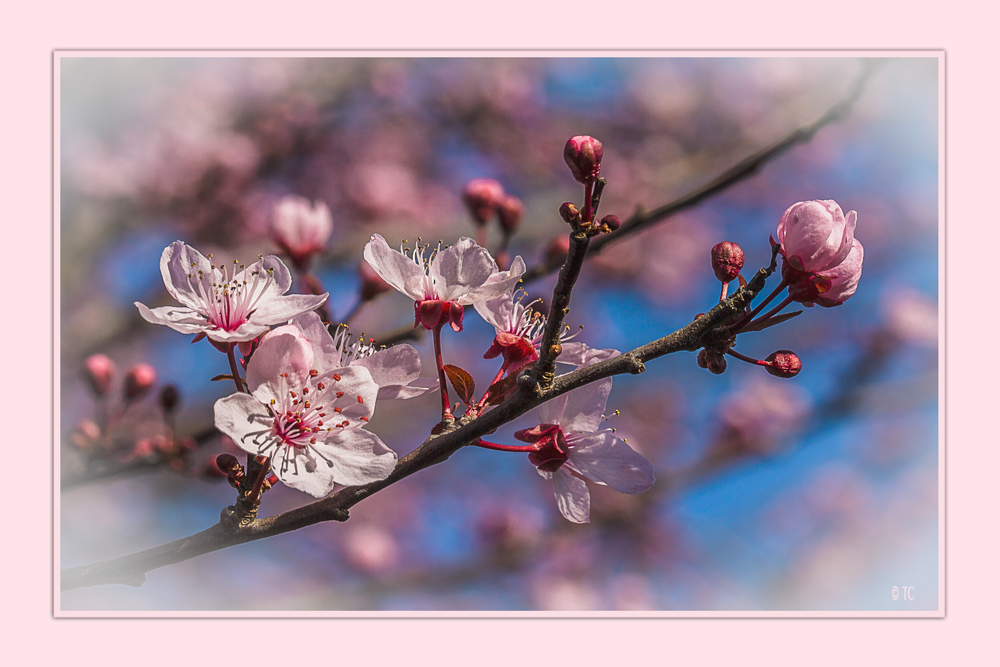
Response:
[135, 303, 210, 334]
[558, 343, 619, 368]
[245, 328, 315, 396]
[551, 468, 591, 523]
[568, 432, 655, 494]
[251, 293, 329, 326]
[363, 234, 428, 301]
[559, 379, 612, 434]
[430, 237, 498, 303]
[159, 241, 215, 311]
[306, 428, 397, 487]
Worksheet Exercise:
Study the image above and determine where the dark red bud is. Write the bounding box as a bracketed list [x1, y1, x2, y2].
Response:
[498, 195, 524, 235]
[698, 349, 727, 374]
[600, 214, 621, 233]
[159, 384, 180, 414]
[711, 242, 745, 283]
[82, 354, 116, 398]
[563, 135, 603, 184]
[462, 178, 505, 225]
[123, 364, 157, 401]
[216, 453, 239, 472]
[559, 202, 581, 225]
[765, 351, 802, 378]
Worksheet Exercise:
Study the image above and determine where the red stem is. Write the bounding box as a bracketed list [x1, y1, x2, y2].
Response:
[432, 324, 453, 420]
[475, 363, 510, 411]
[725, 348, 767, 366]
[719, 281, 729, 302]
[474, 438, 537, 453]
[730, 277, 788, 331]
[755, 294, 795, 325]
[226, 346, 246, 393]
[582, 181, 595, 224]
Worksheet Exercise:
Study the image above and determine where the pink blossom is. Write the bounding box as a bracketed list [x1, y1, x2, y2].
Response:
[515, 379, 654, 523]
[213, 323, 396, 497]
[82, 354, 116, 397]
[270, 195, 333, 268]
[124, 364, 157, 400]
[136, 241, 328, 343]
[474, 267, 618, 375]
[362, 234, 524, 331]
[775, 200, 864, 307]
[291, 311, 436, 401]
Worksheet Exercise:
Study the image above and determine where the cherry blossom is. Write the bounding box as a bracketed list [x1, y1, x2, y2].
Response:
[474, 274, 618, 375]
[270, 195, 333, 269]
[290, 311, 436, 401]
[775, 200, 864, 307]
[135, 241, 328, 343]
[214, 324, 396, 497]
[514, 379, 654, 523]
[362, 234, 524, 332]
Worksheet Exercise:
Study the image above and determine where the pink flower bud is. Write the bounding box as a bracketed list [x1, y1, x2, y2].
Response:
[82, 354, 116, 398]
[413, 299, 465, 332]
[765, 351, 802, 378]
[123, 363, 157, 401]
[563, 135, 603, 184]
[462, 178, 506, 225]
[711, 241, 744, 283]
[782, 240, 864, 308]
[357, 261, 392, 302]
[544, 235, 570, 267]
[559, 202, 581, 225]
[600, 215, 621, 233]
[270, 195, 333, 269]
[498, 195, 524, 235]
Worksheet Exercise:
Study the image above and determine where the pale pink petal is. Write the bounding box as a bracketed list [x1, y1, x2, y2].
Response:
[474, 292, 517, 333]
[213, 393, 278, 455]
[376, 377, 438, 401]
[430, 237, 498, 303]
[251, 293, 329, 326]
[245, 328, 315, 396]
[354, 344, 421, 391]
[312, 365, 378, 423]
[537, 392, 569, 426]
[363, 234, 428, 301]
[814, 239, 864, 307]
[457, 256, 526, 305]
[568, 432, 655, 494]
[196, 321, 273, 343]
[558, 343, 619, 367]
[268, 444, 340, 497]
[305, 428, 397, 487]
[159, 241, 214, 311]
[135, 303, 209, 334]
[551, 468, 591, 523]
[559, 379, 612, 434]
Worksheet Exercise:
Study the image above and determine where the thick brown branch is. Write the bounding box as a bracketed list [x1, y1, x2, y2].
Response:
[60, 252, 778, 592]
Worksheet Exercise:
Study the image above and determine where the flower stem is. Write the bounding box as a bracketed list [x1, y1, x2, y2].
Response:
[582, 181, 595, 224]
[719, 281, 729, 302]
[432, 324, 453, 421]
[755, 294, 795, 325]
[473, 438, 537, 453]
[476, 363, 510, 411]
[730, 277, 788, 331]
[725, 348, 766, 366]
[226, 346, 246, 393]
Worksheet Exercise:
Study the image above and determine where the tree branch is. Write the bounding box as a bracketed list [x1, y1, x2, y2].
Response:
[518, 60, 882, 286]
[61, 251, 778, 591]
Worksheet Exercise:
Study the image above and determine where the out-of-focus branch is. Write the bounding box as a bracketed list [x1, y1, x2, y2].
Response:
[518, 60, 882, 286]
[61, 252, 779, 591]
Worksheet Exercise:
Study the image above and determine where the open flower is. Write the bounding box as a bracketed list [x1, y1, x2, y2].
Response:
[214, 324, 396, 497]
[775, 200, 864, 307]
[291, 311, 436, 401]
[136, 241, 328, 343]
[270, 195, 333, 269]
[514, 379, 654, 523]
[362, 234, 525, 332]
[475, 275, 618, 375]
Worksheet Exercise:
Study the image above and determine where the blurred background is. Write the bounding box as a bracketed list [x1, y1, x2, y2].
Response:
[59, 56, 939, 612]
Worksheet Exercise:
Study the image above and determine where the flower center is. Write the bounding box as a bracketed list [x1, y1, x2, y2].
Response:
[330, 324, 378, 366]
[515, 423, 570, 473]
[187, 256, 277, 332]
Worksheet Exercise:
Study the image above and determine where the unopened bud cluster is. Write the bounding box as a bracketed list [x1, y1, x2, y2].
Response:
[461, 178, 523, 236]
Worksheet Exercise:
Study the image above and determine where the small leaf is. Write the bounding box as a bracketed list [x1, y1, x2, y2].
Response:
[741, 310, 803, 333]
[443, 364, 476, 405]
[486, 374, 518, 405]
[211, 374, 236, 382]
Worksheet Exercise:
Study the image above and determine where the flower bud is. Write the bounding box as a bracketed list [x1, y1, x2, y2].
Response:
[559, 202, 581, 225]
[82, 354, 116, 398]
[600, 214, 621, 233]
[215, 453, 240, 472]
[765, 351, 802, 378]
[544, 235, 570, 267]
[711, 241, 744, 283]
[698, 349, 727, 374]
[159, 384, 180, 414]
[270, 195, 333, 269]
[123, 364, 157, 401]
[563, 135, 603, 184]
[357, 261, 392, 302]
[462, 178, 505, 225]
[498, 195, 524, 235]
